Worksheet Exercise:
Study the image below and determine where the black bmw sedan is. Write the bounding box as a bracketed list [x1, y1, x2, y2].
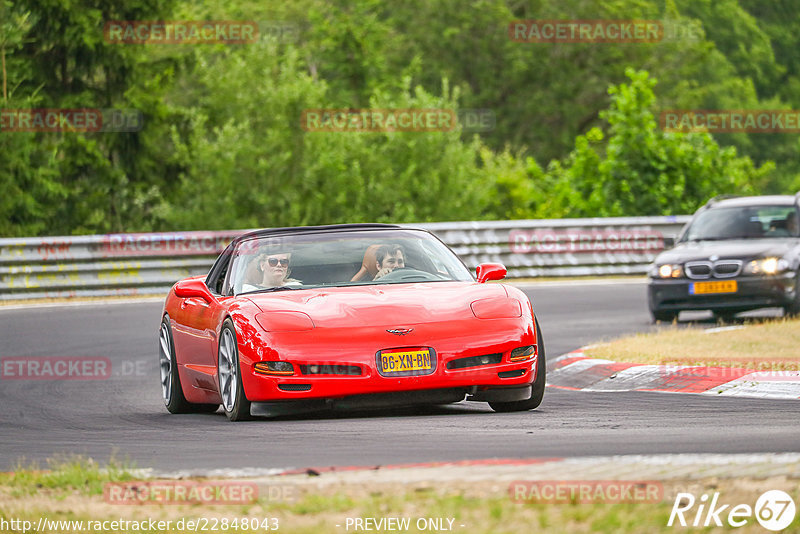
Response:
[648, 194, 800, 322]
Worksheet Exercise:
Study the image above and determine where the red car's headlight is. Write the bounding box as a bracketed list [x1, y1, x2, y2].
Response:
[509, 345, 536, 362]
[254, 361, 295, 376]
[470, 297, 522, 319]
[255, 311, 314, 332]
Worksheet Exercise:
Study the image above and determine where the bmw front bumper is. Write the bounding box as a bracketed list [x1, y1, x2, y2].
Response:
[648, 272, 797, 313]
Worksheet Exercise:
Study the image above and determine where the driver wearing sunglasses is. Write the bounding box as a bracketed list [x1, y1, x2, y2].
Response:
[242, 250, 302, 292]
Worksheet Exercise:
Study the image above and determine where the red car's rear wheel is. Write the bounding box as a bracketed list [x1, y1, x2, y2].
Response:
[159, 315, 218, 414]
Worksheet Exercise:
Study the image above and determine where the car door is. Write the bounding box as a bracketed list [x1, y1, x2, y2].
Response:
[171, 255, 232, 394]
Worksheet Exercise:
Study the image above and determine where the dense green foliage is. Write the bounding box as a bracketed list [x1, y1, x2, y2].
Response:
[1, 0, 797, 236]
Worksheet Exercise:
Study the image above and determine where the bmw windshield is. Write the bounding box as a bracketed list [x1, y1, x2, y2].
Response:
[682, 206, 800, 242]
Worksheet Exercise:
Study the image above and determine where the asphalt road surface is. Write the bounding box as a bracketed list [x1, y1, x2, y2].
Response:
[1, 280, 797, 472]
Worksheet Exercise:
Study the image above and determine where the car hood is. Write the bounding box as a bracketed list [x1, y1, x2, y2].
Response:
[243, 282, 512, 328]
[656, 238, 798, 263]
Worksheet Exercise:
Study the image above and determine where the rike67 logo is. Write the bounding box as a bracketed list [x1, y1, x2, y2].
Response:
[668, 490, 796, 531]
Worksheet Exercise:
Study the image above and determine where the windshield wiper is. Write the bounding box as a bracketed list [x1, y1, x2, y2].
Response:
[247, 286, 301, 294]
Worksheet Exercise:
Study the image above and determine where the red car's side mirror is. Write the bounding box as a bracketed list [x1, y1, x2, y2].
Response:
[476, 263, 507, 283]
[174, 279, 217, 304]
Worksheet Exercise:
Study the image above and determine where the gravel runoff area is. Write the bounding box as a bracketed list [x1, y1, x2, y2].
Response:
[139, 453, 800, 487]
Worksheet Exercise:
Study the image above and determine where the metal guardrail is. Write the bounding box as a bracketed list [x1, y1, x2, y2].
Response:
[0, 216, 690, 301]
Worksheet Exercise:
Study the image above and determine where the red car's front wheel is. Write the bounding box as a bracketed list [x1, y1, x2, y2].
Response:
[218, 319, 253, 421]
[489, 317, 546, 412]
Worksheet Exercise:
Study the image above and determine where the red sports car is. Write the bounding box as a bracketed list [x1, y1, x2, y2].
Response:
[159, 224, 544, 421]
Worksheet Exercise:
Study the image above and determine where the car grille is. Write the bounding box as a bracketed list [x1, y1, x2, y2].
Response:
[685, 260, 742, 279]
[713, 261, 742, 277]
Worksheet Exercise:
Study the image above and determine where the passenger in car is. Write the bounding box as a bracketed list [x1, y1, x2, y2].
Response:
[767, 213, 799, 237]
[787, 212, 799, 236]
[767, 218, 789, 236]
[373, 244, 406, 280]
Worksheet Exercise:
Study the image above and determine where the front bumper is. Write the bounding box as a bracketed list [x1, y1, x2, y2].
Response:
[648, 272, 797, 313]
[238, 319, 538, 403]
[250, 385, 533, 416]
[244, 355, 537, 402]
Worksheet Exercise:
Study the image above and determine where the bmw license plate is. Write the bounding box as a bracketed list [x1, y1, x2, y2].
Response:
[690, 280, 738, 295]
[377, 348, 433, 376]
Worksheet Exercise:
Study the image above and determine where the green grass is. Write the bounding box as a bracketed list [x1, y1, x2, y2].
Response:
[584, 316, 800, 367]
[1, 454, 137, 497]
[3, 456, 800, 533]
[289, 493, 356, 515]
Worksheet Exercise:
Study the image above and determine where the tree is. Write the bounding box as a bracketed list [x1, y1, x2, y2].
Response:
[546, 69, 771, 217]
[164, 40, 493, 229]
[1, 0, 177, 236]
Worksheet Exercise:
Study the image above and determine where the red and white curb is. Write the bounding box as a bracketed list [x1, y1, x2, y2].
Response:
[548, 350, 800, 400]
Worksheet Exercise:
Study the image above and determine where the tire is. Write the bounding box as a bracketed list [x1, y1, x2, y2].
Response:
[192, 404, 221, 413]
[218, 319, 253, 421]
[651, 309, 677, 323]
[159, 315, 190, 413]
[159, 315, 220, 414]
[489, 318, 546, 412]
[785, 272, 800, 317]
[714, 311, 739, 323]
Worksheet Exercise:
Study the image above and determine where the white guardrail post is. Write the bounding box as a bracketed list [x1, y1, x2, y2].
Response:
[0, 217, 690, 301]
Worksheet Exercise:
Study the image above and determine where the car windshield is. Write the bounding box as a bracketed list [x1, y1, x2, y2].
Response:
[226, 229, 473, 295]
[682, 205, 800, 242]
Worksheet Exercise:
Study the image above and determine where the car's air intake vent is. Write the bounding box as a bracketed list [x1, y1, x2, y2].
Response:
[278, 384, 312, 391]
[446, 353, 502, 370]
[298, 364, 362, 376]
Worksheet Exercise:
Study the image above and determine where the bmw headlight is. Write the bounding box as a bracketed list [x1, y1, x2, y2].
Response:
[745, 257, 789, 275]
[650, 264, 683, 278]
